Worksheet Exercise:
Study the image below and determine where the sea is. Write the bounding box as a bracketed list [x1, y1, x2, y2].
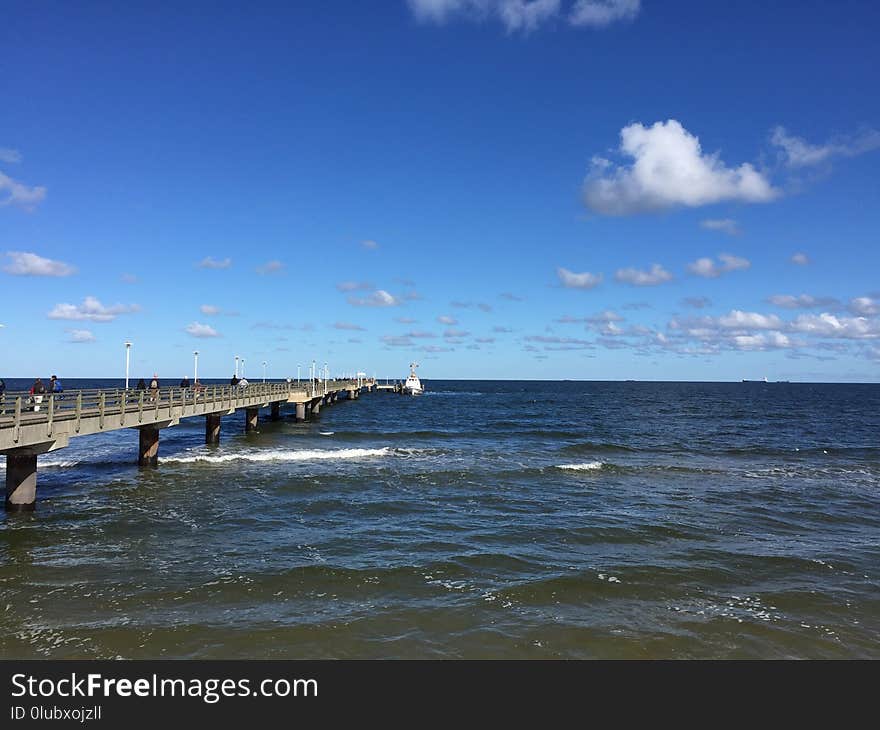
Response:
[1, 379, 878, 659]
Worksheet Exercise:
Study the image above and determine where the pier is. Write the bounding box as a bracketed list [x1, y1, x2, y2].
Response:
[0, 378, 375, 511]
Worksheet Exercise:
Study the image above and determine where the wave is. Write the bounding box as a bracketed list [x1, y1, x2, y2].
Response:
[555, 461, 606, 471]
[164, 447, 391, 465]
[560, 442, 639, 455]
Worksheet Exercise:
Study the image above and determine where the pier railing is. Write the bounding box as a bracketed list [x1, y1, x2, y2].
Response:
[0, 380, 356, 434]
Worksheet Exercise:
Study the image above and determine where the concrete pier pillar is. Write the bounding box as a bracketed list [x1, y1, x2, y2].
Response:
[271, 402, 281, 420]
[311, 399, 321, 417]
[245, 407, 259, 432]
[5, 453, 37, 512]
[206, 413, 221, 444]
[295, 402, 307, 421]
[138, 426, 160, 467]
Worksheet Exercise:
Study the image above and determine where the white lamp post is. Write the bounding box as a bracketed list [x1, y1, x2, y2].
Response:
[193, 350, 199, 385]
[262, 361, 267, 383]
[241, 359, 246, 379]
[124, 341, 132, 389]
[297, 364, 301, 383]
[234, 355, 239, 379]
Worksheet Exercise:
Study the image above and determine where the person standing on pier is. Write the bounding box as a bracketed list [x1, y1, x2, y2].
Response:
[136, 378, 147, 391]
[180, 375, 190, 389]
[149, 374, 159, 402]
[230, 374, 240, 386]
[30, 377, 47, 411]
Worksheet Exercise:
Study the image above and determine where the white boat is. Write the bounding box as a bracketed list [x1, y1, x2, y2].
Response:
[404, 363, 424, 396]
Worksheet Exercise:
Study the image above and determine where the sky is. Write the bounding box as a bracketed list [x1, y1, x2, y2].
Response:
[1, 0, 879, 381]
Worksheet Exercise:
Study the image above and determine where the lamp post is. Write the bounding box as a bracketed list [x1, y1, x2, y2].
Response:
[241, 359, 246, 379]
[124, 341, 131, 389]
[193, 350, 199, 385]
[234, 355, 239, 379]
[262, 361, 267, 383]
[297, 364, 301, 383]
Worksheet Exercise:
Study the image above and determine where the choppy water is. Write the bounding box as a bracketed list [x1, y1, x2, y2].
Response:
[1, 379, 879, 659]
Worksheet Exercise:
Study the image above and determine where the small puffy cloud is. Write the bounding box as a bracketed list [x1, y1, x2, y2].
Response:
[0, 148, 22, 164]
[569, 0, 639, 27]
[687, 253, 751, 278]
[615, 263, 672, 286]
[48, 296, 140, 322]
[701, 218, 740, 236]
[361, 239, 379, 250]
[584, 120, 778, 215]
[337, 280, 373, 292]
[849, 297, 880, 316]
[682, 296, 711, 309]
[557, 266, 602, 289]
[437, 315, 458, 325]
[475, 336, 495, 343]
[407, 330, 437, 338]
[185, 322, 220, 338]
[0, 171, 46, 210]
[333, 321, 366, 331]
[444, 328, 470, 338]
[767, 294, 840, 310]
[4, 251, 76, 277]
[493, 325, 514, 333]
[200, 304, 221, 315]
[500, 292, 524, 301]
[587, 309, 624, 323]
[771, 126, 880, 168]
[395, 316, 418, 324]
[791, 252, 810, 266]
[256, 260, 284, 275]
[718, 310, 783, 330]
[68, 329, 95, 343]
[198, 256, 231, 269]
[348, 289, 400, 307]
[382, 335, 414, 347]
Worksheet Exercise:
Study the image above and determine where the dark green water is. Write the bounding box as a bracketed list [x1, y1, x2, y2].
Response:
[1, 380, 878, 658]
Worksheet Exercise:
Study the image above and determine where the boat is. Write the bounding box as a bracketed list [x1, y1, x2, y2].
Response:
[403, 363, 424, 396]
[742, 376, 769, 383]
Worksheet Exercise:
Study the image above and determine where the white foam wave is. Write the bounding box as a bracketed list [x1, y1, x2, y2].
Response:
[556, 461, 605, 471]
[165, 447, 391, 464]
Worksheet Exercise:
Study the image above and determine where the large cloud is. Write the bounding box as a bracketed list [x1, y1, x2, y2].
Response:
[48, 297, 140, 322]
[3, 251, 76, 277]
[557, 267, 602, 289]
[615, 263, 672, 286]
[584, 120, 778, 215]
[0, 171, 46, 211]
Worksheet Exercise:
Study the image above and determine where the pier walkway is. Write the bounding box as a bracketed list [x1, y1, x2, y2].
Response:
[1, 379, 374, 511]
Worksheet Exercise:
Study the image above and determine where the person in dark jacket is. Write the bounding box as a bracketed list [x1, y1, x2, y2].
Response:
[30, 378, 46, 412]
[136, 378, 147, 390]
[230, 374, 240, 386]
[180, 376, 190, 389]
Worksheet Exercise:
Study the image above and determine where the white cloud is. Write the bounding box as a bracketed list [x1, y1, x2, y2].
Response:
[407, 0, 636, 32]
[791, 252, 810, 266]
[361, 239, 379, 250]
[731, 332, 792, 351]
[500, 292, 524, 301]
[682, 296, 711, 309]
[395, 316, 418, 324]
[587, 309, 623, 323]
[614, 263, 672, 286]
[768, 294, 840, 309]
[790, 313, 879, 340]
[557, 266, 602, 289]
[336, 280, 373, 292]
[444, 328, 471, 338]
[569, 0, 639, 27]
[407, 330, 437, 338]
[48, 296, 140, 322]
[718, 310, 783, 330]
[0, 148, 22, 164]
[0, 171, 46, 210]
[348, 289, 400, 307]
[68, 329, 95, 343]
[771, 126, 880, 168]
[437, 315, 458, 325]
[256, 260, 284, 274]
[584, 120, 778, 215]
[198, 256, 232, 269]
[185, 322, 220, 338]
[701, 218, 740, 236]
[687, 253, 751, 278]
[333, 321, 366, 331]
[3, 251, 76, 277]
[849, 297, 880, 316]
[200, 304, 221, 315]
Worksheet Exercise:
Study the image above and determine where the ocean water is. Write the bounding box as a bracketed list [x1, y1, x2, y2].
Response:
[1, 379, 879, 659]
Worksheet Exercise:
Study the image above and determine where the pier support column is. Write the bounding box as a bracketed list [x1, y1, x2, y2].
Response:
[271, 402, 281, 420]
[311, 399, 321, 417]
[206, 413, 221, 445]
[5, 453, 37, 512]
[138, 426, 160, 468]
[245, 407, 259, 432]
[295, 402, 307, 422]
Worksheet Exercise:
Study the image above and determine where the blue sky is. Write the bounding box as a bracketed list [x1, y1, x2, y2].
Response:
[1, 0, 879, 381]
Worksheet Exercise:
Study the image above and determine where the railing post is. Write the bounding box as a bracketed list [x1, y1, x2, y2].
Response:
[138, 390, 144, 423]
[99, 392, 106, 429]
[47, 394, 55, 436]
[120, 390, 126, 426]
[75, 392, 82, 432]
[13, 396, 21, 443]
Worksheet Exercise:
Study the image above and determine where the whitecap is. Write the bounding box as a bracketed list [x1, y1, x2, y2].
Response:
[556, 461, 605, 471]
[165, 447, 391, 464]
